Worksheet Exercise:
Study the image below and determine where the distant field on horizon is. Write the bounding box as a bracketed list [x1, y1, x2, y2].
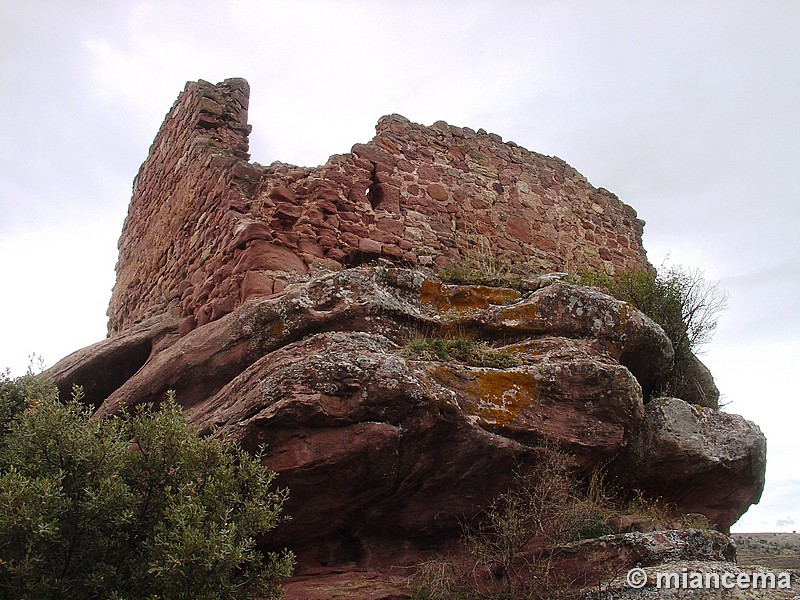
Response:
[733, 533, 800, 571]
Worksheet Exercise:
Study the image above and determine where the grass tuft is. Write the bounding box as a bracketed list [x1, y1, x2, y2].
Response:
[405, 337, 520, 369]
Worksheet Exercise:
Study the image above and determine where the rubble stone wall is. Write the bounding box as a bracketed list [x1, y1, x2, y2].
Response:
[108, 78, 650, 336]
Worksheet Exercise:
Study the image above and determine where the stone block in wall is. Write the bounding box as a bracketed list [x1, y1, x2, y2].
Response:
[240, 271, 274, 302]
[233, 240, 308, 275]
[358, 238, 383, 256]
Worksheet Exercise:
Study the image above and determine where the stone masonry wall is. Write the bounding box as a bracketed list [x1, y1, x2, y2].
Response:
[108, 78, 650, 336]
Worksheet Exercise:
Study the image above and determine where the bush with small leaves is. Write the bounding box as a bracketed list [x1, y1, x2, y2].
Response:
[0, 369, 51, 438]
[575, 264, 728, 400]
[0, 377, 293, 600]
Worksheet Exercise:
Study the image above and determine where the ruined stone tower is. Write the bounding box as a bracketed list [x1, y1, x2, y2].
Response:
[108, 78, 649, 336]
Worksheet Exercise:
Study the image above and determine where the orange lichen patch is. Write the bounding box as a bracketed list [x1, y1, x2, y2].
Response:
[618, 302, 629, 323]
[603, 302, 631, 359]
[429, 365, 540, 429]
[420, 279, 520, 312]
[492, 303, 544, 332]
[473, 370, 539, 426]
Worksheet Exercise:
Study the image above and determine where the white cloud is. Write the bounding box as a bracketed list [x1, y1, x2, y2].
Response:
[0, 220, 116, 376]
[733, 477, 800, 533]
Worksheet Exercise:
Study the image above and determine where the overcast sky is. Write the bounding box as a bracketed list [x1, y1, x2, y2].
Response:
[1, 1, 798, 533]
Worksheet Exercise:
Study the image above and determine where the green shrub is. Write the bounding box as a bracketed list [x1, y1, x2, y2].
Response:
[0, 368, 51, 438]
[574, 264, 728, 398]
[0, 377, 293, 600]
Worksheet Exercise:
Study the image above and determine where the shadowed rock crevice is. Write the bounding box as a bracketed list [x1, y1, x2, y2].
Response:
[48, 315, 179, 409]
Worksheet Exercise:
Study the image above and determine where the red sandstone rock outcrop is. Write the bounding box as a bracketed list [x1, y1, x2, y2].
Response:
[610, 397, 767, 531]
[47, 79, 766, 595]
[52, 267, 671, 563]
[50, 266, 762, 558]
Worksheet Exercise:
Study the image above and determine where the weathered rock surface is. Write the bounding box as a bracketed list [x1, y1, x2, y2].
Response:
[197, 330, 540, 566]
[545, 528, 737, 589]
[483, 283, 674, 398]
[45, 78, 768, 595]
[610, 397, 767, 532]
[50, 266, 764, 569]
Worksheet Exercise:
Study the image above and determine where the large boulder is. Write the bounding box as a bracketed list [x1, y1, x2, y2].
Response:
[188, 327, 649, 567]
[484, 283, 675, 397]
[47, 266, 763, 570]
[610, 397, 767, 532]
[428, 338, 643, 466]
[190, 330, 539, 566]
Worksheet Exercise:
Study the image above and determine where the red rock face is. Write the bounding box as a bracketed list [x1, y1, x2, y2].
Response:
[107, 79, 650, 337]
[610, 397, 767, 532]
[50, 266, 764, 569]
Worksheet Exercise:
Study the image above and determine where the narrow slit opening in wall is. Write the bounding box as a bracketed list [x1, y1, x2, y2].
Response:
[366, 164, 384, 209]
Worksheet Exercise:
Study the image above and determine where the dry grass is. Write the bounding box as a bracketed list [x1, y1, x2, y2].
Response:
[404, 336, 521, 369]
[439, 226, 528, 289]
